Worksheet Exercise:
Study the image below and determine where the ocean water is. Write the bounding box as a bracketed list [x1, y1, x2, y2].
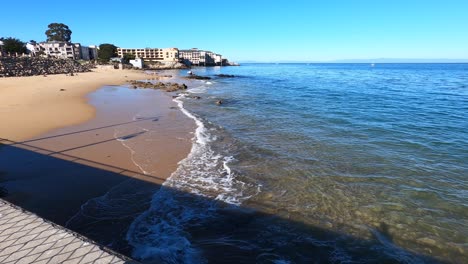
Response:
[126, 64, 468, 263]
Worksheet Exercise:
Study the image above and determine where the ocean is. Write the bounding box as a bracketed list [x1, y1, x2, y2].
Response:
[125, 63, 467, 263]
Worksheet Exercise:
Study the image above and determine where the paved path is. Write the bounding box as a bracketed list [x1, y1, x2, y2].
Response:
[0, 199, 136, 264]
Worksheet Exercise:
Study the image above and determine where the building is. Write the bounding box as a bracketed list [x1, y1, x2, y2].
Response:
[88, 45, 98, 60]
[179, 48, 223, 66]
[79, 45, 98, 60]
[35, 41, 98, 60]
[80, 46, 90, 60]
[117, 47, 179, 62]
[129, 58, 144, 69]
[35, 41, 81, 60]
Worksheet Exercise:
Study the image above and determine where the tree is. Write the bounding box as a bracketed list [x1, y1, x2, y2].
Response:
[2, 37, 27, 54]
[98, 44, 118, 62]
[45, 23, 72, 42]
[122, 53, 136, 63]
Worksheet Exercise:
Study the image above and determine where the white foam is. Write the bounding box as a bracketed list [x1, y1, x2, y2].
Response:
[169, 95, 253, 205]
[114, 126, 150, 175]
[187, 87, 207, 94]
[126, 94, 258, 263]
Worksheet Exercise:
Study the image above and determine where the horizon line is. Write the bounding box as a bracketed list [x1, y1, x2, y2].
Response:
[236, 58, 468, 63]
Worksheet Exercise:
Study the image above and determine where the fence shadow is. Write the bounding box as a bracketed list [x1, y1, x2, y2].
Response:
[0, 141, 447, 263]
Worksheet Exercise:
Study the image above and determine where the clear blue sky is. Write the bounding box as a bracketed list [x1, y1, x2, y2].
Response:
[1, 0, 468, 62]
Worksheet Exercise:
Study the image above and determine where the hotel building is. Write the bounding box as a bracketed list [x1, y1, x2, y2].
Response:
[116, 47, 179, 62]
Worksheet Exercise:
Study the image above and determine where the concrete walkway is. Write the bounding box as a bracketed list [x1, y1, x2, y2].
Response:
[0, 199, 136, 264]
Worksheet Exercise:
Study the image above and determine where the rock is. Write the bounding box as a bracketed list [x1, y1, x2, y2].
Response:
[145, 61, 188, 70]
[59, 89, 66, 91]
[129, 80, 188, 92]
[417, 237, 437, 247]
[216, 100, 223, 105]
[215, 74, 235, 78]
[184, 74, 211, 80]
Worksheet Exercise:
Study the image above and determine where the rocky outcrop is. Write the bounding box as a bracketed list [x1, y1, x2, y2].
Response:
[183, 74, 211, 80]
[145, 61, 188, 70]
[129, 80, 188, 92]
[0, 57, 94, 77]
[215, 74, 236, 78]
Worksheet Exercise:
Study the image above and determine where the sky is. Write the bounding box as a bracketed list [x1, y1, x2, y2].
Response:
[1, 0, 468, 62]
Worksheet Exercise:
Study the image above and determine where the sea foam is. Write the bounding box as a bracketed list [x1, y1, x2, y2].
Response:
[126, 90, 258, 263]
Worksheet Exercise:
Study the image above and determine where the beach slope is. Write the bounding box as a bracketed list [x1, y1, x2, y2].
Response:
[0, 68, 149, 141]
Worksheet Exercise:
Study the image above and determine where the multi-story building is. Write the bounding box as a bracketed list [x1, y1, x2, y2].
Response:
[36, 41, 81, 60]
[116, 47, 179, 62]
[79, 46, 98, 60]
[179, 48, 206, 65]
[179, 48, 223, 66]
[35, 41, 97, 60]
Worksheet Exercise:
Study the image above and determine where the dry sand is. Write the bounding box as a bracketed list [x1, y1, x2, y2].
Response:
[0, 68, 196, 225]
[1, 67, 195, 185]
[0, 68, 150, 141]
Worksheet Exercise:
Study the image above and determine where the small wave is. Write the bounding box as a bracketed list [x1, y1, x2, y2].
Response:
[187, 87, 207, 94]
[114, 127, 150, 175]
[169, 94, 253, 204]
[126, 94, 259, 263]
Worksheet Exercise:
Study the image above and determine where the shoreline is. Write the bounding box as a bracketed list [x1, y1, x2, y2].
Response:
[0, 68, 151, 141]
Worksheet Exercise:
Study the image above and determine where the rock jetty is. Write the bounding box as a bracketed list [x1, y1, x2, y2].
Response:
[0, 57, 93, 77]
[129, 80, 188, 92]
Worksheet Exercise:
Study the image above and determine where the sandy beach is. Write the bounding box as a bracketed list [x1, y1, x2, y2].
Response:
[0, 68, 150, 141]
[0, 68, 195, 233]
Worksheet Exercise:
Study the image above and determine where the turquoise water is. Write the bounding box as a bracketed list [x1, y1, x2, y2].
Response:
[128, 64, 467, 263]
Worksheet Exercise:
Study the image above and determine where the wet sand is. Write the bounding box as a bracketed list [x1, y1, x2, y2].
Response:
[23, 85, 195, 183]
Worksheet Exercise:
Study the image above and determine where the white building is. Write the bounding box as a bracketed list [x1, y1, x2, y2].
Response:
[117, 47, 179, 62]
[129, 58, 144, 69]
[26, 43, 37, 56]
[36, 41, 81, 60]
[179, 48, 223, 66]
[36, 41, 97, 60]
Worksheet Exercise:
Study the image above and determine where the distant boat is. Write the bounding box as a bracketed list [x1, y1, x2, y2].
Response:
[371, 63, 375, 67]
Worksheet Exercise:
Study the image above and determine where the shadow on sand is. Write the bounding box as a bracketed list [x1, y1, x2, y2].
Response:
[0, 137, 445, 263]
